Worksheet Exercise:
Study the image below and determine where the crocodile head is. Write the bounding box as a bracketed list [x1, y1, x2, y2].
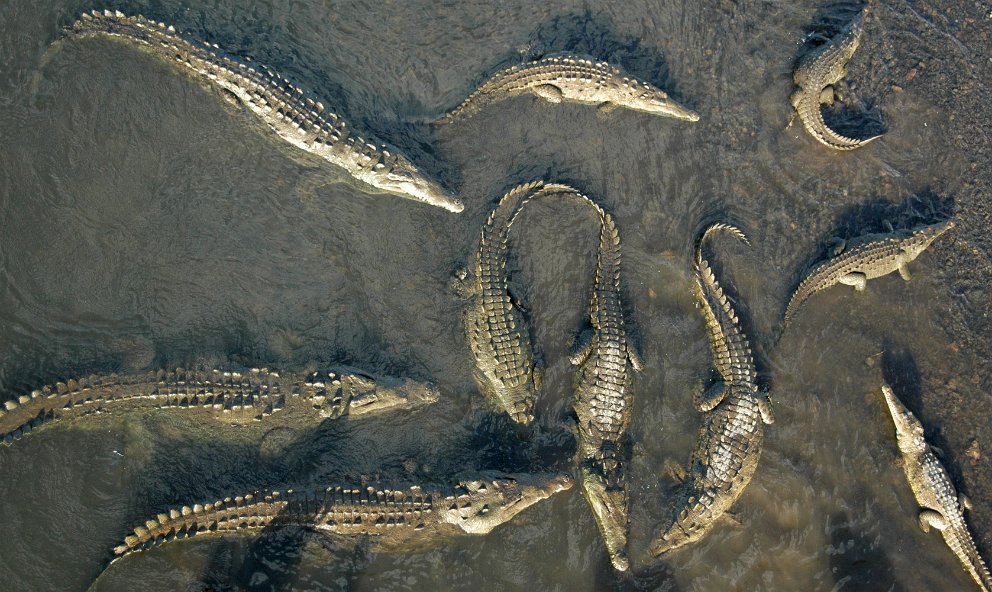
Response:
[442, 472, 573, 535]
[346, 373, 441, 417]
[880, 384, 927, 454]
[613, 78, 699, 122]
[903, 219, 955, 259]
[581, 469, 630, 570]
[368, 152, 464, 213]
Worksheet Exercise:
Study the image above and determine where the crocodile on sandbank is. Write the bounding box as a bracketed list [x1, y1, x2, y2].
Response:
[0, 366, 439, 447]
[460, 181, 604, 424]
[55, 10, 462, 212]
[783, 219, 954, 327]
[570, 203, 642, 571]
[437, 53, 699, 124]
[790, 8, 882, 150]
[107, 471, 573, 562]
[650, 223, 773, 556]
[880, 384, 992, 592]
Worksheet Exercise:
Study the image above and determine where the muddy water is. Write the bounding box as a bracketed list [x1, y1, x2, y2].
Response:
[0, 0, 988, 590]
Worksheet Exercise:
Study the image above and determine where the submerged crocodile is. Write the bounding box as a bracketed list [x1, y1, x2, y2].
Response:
[791, 8, 881, 150]
[108, 471, 573, 561]
[783, 219, 954, 327]
[461, 181, 603, 424]
[437, 53, 699, 124]
[570, 206, 642, 571]
[880, 384, 992, 591]
[0, 366, 438, 446]
[56, 10, 462, 212]
[650, 224, 773, 556]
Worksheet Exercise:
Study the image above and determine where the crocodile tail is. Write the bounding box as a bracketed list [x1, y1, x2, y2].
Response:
[436, 63, 518, 124]
[112, 490, 297, 560]
[694, 224, 751, 380]
[0, 368, 290, 446]
[948, 527, 992, 592]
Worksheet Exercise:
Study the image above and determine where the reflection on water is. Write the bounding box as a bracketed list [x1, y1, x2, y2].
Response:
[0, 0, 988, 590]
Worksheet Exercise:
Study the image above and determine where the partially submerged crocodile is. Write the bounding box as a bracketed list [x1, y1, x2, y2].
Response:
[791, 8, 882, 150]
[437, 53, 699, 124]
[461, 181, 603, 424]
[650, 224, 773, 556]
[57, 10, 462, 212]
[783, 219, 954, 326]
[571, 206, 642, 571]
[0, 366, 438, 446]
[108, 471, 572, 561]
[880, 384, 992, 591]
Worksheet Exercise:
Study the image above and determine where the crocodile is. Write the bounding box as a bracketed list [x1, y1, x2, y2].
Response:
[107, 471, 573, 562]
[783, 219, 954, 327]
[790, 8, 882, 150]
[437, 53, 699, 124]
[461, 181, 603, 424]
[56, 10, 462, 212]
[880, 384, 992, 591]
[650, 223, 773, 556]
[570, 206, 642, 571]
[0, 366, 439, 447]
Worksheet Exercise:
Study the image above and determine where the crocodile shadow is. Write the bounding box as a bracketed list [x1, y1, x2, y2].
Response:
[826, 506, 903, 592]
[794, 1, 886, 140]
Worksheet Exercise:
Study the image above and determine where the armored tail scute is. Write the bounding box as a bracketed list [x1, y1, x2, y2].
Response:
[783, 219, 954, 327]
[438, 53, 699, 124]
[0, 366, 439, 447]
[650, 223, 773, 556]
[57, 10, 462, 212]
[880, 384, 992, 592]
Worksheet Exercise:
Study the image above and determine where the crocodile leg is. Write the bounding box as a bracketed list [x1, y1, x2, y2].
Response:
[819, 86, 835, 106]
[757, 390, 775, 425]
[532, 84, 563, 103]
[598, 101, 619, 114]
[839, 272, 867, 291]
[826, 237, 847, 257]
[919, 508, 949, 533]
[898, 261, 912, 281]
[694, 382, 728, 413]
[569, 329, 596, 366]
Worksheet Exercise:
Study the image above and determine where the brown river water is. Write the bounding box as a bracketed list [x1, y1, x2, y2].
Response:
[1, 0, 991, 590]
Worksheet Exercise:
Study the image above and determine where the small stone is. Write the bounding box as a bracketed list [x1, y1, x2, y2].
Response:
[891, 85, 904, 93]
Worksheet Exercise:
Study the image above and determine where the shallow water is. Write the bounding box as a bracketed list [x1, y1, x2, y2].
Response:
[0, 0, 989, 590]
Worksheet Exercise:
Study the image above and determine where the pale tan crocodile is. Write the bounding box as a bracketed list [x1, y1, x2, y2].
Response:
[791, 8, 882, 150]
[438, 53, 699, 124]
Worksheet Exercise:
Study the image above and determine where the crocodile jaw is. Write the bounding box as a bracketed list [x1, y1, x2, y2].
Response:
[880, 384, 927, 455]
[906, 220, 955, 258]
[366, 155, 463, 213]
[443, 473, 573, 534]
[581, 470, 629, 571]
[624, 91, 700, 121]
[347, 379, 440, 416]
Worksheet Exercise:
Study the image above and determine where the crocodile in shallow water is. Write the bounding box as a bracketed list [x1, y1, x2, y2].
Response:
[460, 181, 603, 424]
[0, 366, 438, 447]
[107, 471, 572, 562]
[880, 384, 992, 592]
[55, 10, 462, 212]
[570, 202, 642, 571]
[783, 219, 954, 327]
[791, 8, 882, 150]
[650, 223, 773, 556]
[437, 53, 699, 124]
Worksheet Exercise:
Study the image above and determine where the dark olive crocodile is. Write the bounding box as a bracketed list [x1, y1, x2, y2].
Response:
[570, 205, 642, 571]
[790, 8, 882, 150]
[437, 53, 699, 124]
[650, 223, 773, 556]
[783, 219, 954, 327]
[0, 366, 439, 447]
[56, 10, 462, 212]
[880, 384, 992, 592]
[107, 471, 572, 561]
[461, 181, 602, 424]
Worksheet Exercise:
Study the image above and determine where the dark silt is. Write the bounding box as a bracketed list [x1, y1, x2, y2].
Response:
[0, 0, 990, 590]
